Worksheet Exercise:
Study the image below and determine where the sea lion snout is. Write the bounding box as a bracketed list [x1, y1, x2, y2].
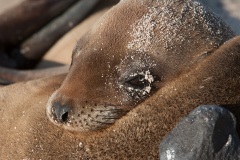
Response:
[46, 90, 131, 132]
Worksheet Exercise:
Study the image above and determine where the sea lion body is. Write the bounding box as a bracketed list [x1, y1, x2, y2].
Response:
[0, 0, 240, 159]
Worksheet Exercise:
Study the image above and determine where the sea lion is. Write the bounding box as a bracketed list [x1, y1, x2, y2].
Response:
[1, 36, 240, 159]
[1, 0, 240, 159]
[46, 0, 235, 132]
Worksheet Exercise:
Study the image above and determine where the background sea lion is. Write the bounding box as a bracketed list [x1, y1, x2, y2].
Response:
[0, 0, 240, 159]
[0, 0, 100, 69]
[0, 0, 119, 85]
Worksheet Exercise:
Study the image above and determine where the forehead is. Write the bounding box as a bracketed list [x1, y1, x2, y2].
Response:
[83, 1, 148, 52]
[74, 0, 234, 65]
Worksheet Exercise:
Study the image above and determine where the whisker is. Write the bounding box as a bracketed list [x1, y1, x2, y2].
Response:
[101, 117, 121, 120]
[94, 109, 124, 112]
[98, 104, 122, 107]
[97, 115, 122, 118]
[94, 110, 127, 115]
[112, 110, 128, 114]
[92, 120, 114, 125]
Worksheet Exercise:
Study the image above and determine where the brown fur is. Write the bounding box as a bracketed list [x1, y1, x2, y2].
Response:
[0, 36, 240, 160]
[47, 0, 235, 132]
[1, 0, 240, 159]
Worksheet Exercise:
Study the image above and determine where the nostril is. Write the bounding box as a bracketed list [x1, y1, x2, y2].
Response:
[61, 111, 69, 122]
[53, 102, 70, 123]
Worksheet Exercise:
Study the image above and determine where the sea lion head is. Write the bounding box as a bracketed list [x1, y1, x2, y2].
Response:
[46, 0, 235, 132]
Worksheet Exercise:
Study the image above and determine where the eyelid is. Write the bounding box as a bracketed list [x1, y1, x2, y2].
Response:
[126, 74, 144, 84]
[119, 68, 144, 82]
[124, 70, 156, 86]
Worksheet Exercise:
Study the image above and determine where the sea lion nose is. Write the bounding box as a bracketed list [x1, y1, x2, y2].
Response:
[52, 102, 70, 123]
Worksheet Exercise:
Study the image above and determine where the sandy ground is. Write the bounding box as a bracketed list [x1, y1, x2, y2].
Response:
[0, 0, 239, 67]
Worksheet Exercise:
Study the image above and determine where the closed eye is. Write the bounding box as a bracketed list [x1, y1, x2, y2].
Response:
[126, 75, 150, 89]
[123, 70, 159, 100]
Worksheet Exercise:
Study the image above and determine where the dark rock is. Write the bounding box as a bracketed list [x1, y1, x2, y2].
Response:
[160, 105, 240, 160]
